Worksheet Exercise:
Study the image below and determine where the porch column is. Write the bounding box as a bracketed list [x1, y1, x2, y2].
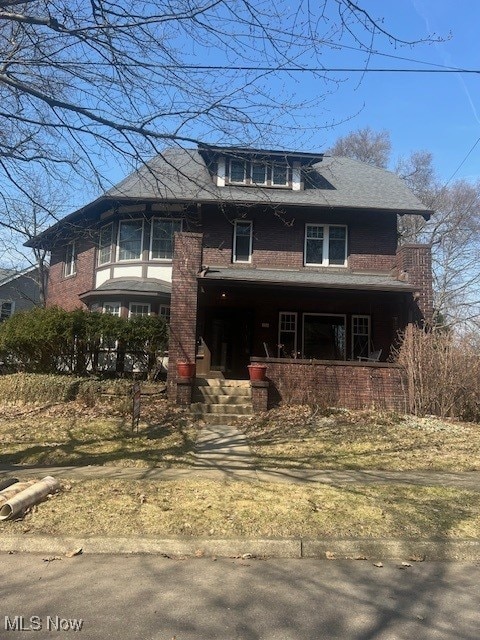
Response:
[396, 244, 433, 327]
[167, 232, 203, 402]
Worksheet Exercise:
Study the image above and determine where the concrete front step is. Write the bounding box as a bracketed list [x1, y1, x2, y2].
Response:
[198, 414, 252, 425]
[192, 391, 252, 404]
[196, 378, 251, 388]
[191, 403, 252, 416]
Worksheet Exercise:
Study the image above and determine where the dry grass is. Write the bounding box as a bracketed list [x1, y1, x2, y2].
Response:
[5, 478, 480, 539]
[0, 398, 198, 468]
[240, 406, 480, 471]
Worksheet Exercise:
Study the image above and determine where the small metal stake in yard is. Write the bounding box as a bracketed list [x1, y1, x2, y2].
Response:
[132, 382, 141, 434]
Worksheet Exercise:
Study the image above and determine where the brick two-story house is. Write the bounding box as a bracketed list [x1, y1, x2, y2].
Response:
[28, 145, 433, 412]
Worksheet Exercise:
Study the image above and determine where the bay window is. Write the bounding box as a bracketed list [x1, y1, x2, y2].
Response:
[117, 220, 143, 261]
[150, 218, 182, 260]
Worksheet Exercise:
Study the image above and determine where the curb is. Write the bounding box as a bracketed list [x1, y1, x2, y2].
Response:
[1, 535, 480, 561]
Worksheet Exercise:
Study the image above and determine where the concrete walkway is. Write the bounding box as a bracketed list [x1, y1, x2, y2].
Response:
[1, 421, 480, 489]
[193, 423, 256, 470]
[0, 416, 480, 490]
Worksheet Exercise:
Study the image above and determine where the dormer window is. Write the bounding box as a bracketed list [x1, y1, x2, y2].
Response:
[226, 158, 290, 188]
[229, 159, 247, 184]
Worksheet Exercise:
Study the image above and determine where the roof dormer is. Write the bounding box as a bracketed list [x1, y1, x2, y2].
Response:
[198, 145, 323, 192]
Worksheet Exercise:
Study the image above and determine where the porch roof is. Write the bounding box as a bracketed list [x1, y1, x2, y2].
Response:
[200, 268, 416, 293]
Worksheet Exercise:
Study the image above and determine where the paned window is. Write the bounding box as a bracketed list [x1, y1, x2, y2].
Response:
[352, 315, 371, 359]
[233, 220, 253, 263]
[117, 220, 143, 261]
[251, 163, 267, 184]
[64, 242, 76, 277]
[0, 301, 14, 322]
[304, 224, 347, 266]
[98, 223, 113, 265]
[129, 303, 151, 317]
[229, 159, 247, 183]
[278, 312, 297, 358]
[150, 218, 182, 260]
[272, 163, 288, 185]
[159, 305, 171, 323]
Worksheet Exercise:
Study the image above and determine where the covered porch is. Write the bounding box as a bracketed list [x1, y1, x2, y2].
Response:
[196, 267, 415, 380]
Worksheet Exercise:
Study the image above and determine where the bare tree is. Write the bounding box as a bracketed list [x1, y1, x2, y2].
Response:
[328, 127, 391, 167]
[0, 1, 435, 195]
[332, 127, 480, 328]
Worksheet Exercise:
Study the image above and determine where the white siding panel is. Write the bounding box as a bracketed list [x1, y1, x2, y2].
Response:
[95, 268, 111, 288]
[113, 265, 143, 279]
[147, 265, 173, 282]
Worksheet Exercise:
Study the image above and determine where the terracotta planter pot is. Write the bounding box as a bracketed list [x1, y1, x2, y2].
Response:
[248, 364, 267, 381]
[177, 362, 196, 378]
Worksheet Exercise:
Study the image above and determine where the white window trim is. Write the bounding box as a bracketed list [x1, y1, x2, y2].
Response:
[233, 219, 253, 264]
[116, 219, 144, 262]
[98, 222, 113, 266]
[64, 241, 77, 278]
[128, 302, 151, 318]
[159, 304, 171, 322]
[351, 315, 371, 360]
[302, 313, 347, 360]
[304, 224, 348, 267]
[250, 162, 268, 185]
[102, 301, 121, 316]
[228, 158, 247, 184]
[278, 311, 298, 358]
[149, 217, 183, 262]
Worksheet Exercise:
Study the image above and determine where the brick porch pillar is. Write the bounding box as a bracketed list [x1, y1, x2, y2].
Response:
[167, 232, 203, 402]
[396, 244, 433, 327]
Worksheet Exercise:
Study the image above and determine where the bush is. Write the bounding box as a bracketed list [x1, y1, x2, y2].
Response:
[395, 327, 480, 421]
[0, 307, 168, 376]
[0, 373, 89, 404]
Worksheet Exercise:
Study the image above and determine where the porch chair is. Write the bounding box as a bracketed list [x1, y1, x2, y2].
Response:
[357, 349, 382, 362]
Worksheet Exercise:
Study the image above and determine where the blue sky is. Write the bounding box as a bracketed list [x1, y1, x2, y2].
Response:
[313, 0, 480, 182]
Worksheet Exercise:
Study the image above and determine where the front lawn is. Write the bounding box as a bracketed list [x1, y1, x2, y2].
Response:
[241, 406, 480, 471]
[5, 478, 480, 539]
[0, 398, 198, 468]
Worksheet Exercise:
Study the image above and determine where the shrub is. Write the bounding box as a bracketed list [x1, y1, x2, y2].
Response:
[395, 326, 480, 421]
[0, 373, 89, 404]
[0, 307, 168, 376]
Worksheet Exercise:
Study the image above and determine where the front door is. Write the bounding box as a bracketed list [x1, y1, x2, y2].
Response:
[206, 309, 253, 378]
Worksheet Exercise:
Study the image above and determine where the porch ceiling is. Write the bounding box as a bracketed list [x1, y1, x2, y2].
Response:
[200, 267, 415, 293]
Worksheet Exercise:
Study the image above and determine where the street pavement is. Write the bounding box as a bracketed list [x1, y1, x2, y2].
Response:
[1, 553, 479, 640]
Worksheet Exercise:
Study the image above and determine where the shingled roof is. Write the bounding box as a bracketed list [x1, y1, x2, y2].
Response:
[27, 145, 432, 249]
[107, 147, 432, 214]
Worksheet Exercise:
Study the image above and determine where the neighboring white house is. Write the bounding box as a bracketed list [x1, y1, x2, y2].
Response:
[0, 267, 43, 321]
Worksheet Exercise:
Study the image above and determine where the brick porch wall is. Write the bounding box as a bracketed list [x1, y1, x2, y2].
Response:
[253, 358, 409, 413]
[167, 232, 203, 401]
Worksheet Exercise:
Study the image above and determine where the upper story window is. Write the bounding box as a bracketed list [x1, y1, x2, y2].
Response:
[129, 302, 151, 317]
[150, 218, 182, 260]
[233, 220, 253, 263]
[0, 300, 14, 322]
[117, 220, 144, 262]
[226, 158, 291, 188]
[98, 223, 113, 266]
[64, 241, 76, 277]
[304, 224, 347, 267]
